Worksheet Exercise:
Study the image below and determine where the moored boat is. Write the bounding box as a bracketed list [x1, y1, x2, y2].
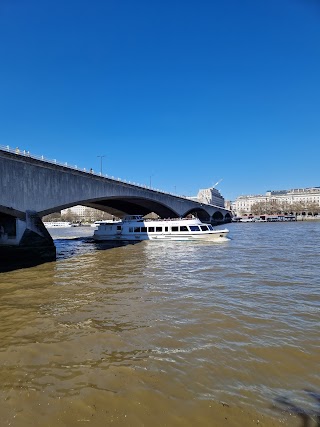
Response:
[93, 215, 229, 242]
[43, 221, 73, 228]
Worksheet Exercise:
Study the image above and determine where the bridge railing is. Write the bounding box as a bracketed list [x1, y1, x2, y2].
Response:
[0, 144, 187, 199]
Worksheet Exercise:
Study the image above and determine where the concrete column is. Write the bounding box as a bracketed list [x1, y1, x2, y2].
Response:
[0, 211, 56, 272]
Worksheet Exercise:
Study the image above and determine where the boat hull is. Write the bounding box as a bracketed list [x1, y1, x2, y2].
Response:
[93, 230, 229, 242]
[93, 215, 230, 243]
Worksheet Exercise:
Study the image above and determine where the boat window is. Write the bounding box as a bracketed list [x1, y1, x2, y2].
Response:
[117, 226, 122, 231]
[200, 225, 209, 231]
[148, 227, 155, 232]
[171, 226, 178, 232]
[156, 227, 162, 232]
[165, 227, 168, 232]
[189, 225, 200, 232]
[141, 227, 147, 233]
[180, 226, 188, 232]
[207, 225, 214, 230]
[134, 227, 140, 232]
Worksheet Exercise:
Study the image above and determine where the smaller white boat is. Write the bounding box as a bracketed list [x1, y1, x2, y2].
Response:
[91, 219, 120, 228]
[43, 221, 73, 228]
[93, 215, 229, 242]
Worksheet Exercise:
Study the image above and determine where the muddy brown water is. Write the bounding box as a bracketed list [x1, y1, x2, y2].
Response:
[0, 222, 319, 426]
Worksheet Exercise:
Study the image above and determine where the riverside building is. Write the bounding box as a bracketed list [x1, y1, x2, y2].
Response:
[61, 205, 113, 221]
[232, 187, 320, 217]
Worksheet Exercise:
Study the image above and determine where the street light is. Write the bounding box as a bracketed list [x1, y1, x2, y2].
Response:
[149, 174, 154, 188]
[97, 155, 106, 174]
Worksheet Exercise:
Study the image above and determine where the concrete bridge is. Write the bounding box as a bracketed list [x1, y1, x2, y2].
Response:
[0, 146, 231, 270]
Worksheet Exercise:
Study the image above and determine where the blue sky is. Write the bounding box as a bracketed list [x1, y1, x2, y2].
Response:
[1, 0, 319, 201]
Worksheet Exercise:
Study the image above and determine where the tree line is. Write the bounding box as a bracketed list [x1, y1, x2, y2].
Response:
[249, 200, 319, 216]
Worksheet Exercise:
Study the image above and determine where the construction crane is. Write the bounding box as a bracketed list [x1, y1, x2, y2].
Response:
[212, 178, 223, 188]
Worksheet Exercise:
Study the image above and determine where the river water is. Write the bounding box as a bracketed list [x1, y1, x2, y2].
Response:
[0, 221, 319, 426]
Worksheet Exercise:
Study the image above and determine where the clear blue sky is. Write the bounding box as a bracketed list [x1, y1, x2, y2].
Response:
[1, 0, 319, 201]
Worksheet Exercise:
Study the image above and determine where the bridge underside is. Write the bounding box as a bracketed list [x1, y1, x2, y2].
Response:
[40, 196, 227, 223]
[82, 197, 178, 219]
[1, 192, 231, 226]
[83, 199, 231, 224]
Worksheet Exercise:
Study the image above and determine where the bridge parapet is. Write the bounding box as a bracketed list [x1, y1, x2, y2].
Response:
[0, 144, 181, 197]
[0, 146, 231, 220]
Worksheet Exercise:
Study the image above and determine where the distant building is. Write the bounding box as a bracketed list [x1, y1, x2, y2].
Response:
[224, 200, 232, 211]
[188, 187, 225, 207]
[61, 205, 112, 220]
[61, 205, 87, 218]
[232, 187, 320, 217]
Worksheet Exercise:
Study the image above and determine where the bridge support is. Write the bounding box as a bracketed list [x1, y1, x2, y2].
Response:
[0, 211, 56, 272]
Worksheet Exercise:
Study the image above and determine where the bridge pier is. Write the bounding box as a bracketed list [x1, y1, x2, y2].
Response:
[0, 211, 56, 272]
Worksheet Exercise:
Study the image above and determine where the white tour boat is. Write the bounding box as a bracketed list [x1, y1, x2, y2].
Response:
[43, 221, 73, 228]
[93, 215, 229, 242]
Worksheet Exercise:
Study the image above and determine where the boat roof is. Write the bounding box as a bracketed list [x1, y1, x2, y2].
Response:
[118, 215, 204, 225]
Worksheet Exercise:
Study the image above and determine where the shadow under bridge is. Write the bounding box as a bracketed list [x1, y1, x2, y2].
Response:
[48, 193, 227, 224]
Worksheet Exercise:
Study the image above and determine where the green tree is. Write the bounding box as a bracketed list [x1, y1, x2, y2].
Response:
[42, 212, 62, 221]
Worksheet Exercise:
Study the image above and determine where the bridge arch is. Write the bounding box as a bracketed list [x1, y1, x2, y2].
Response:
[183, 208, 211, 223]
[212, 211, 224, 224]
[39, 196, 180, 219]
[224, 212, 232, 222]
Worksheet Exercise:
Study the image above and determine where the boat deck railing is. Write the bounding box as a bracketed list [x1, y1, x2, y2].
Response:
[123, 216, 200, 222]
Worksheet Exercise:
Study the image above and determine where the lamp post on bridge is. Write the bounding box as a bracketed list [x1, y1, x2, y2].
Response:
[97, 155, 106, 175]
